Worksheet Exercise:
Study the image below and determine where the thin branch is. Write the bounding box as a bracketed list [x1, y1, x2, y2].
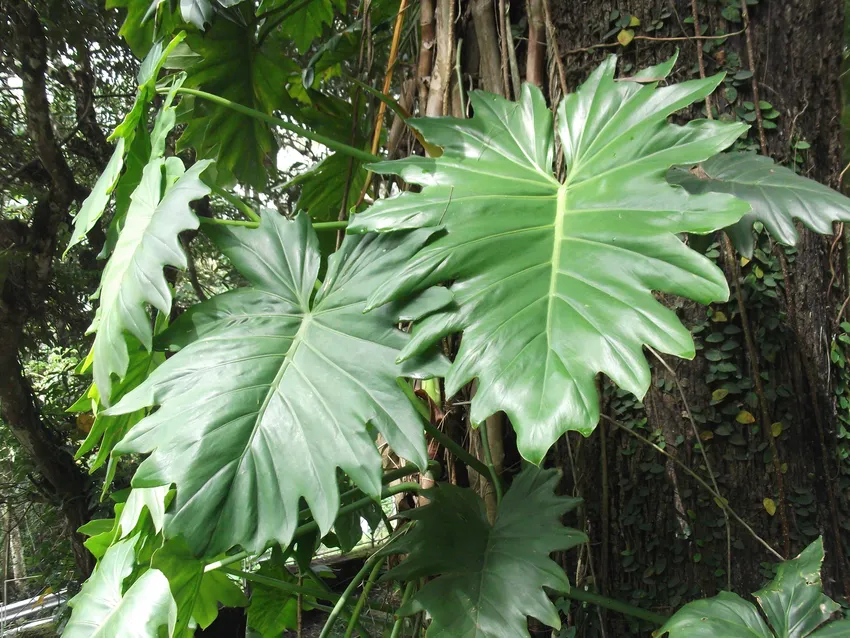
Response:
[648, 347, 731, 589]
[603, 415, 783, 561]
[564, 28, 746, 56]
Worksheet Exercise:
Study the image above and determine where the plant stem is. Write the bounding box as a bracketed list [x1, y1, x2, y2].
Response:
[389, 581, 416, 638]
[344, 556, 386, 638]
[422, 420, 491, 479]
[603, 415, 783, 560]
[204, 550, 250, 572]
[204, 480, 422, 573]
[477, 421, 503, 507]
[212, 185, 260, 222]
[197, 217, 258, 228]
[312, 220, 349, 231]
[319, 551, 386, 638]
[162, 87, 381, 164]
[223, 567, 331, 600]
[198, 217, 350, 232]
[563, 587, 668, 626]
[293, 482, 420, 541]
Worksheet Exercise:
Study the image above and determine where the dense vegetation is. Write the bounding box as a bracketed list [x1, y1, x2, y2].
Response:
[2, 0, 850, 636]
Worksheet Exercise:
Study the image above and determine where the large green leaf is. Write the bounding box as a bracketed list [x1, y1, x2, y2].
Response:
[178, 17, 299, 187]
[153, 537, 248, 637]
[246, 552, 304, 637]
[64, 536, 176, 638]
[669, 152, 850, 257]
[657, 538, 845, 638]
[350, 56, 749, 462]
[258, 0, 345, 53]
[89, 157, 211, 403]
[656, 591, 773, 638]
[106, 212, 448, 557]
[753, 538, 840, 637]
[383, 467, 585, 637]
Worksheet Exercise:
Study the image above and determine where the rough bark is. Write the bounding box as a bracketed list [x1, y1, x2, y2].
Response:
[547, 0, 849, 626]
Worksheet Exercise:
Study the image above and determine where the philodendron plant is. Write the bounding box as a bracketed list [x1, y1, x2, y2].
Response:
[63, 25, 850, 637]
[657, 539, 850, 638]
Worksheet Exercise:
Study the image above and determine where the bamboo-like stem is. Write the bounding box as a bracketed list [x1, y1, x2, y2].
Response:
[161, 87, 380, 164]
[343, 556, 387, 638]
[603, 415, 783, 561]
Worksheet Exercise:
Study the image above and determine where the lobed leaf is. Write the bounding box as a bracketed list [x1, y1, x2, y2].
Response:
[350, 55, 749, 462]
[107, 212, 448, 557]
[669, 152, 850, 257]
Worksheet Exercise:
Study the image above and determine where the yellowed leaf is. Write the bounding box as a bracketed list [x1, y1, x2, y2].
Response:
[617, 29, 635, 46]
[700, 430, 714, 441]
[712, 311, 728, 322]
[763, 498, 776, 516]
[736, 410, 756, 424]
[771, 422, 783, 438]
[781, 462, 788, 473]
[34, 587, 53, 608]
[629, 15, 641, 26]
[712, 388, 729, 401]
[740, 256, 751, 267]
[754, 265, 764, 279]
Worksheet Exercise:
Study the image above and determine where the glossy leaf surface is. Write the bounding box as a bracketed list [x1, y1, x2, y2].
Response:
[89, 157, 210, 402]
[64, 536, 176, 638]
[351, 56, 749, 462]
[657, 539, 845, 638]
[384, 467, 586, 637]
[669, 152, 850, 257]
[108, 212, 447, 557]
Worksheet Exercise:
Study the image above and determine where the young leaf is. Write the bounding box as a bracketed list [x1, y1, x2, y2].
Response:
[106, 212, 448, 557]
[65, 139, 126, 258]
[89, 158, 211, 402]
[180, 0, 212, 29]
[64, 536, 177, 638]
[669, 152, 850, 257]
[350, 55, 749, 462]
[383, 467, 586, 638]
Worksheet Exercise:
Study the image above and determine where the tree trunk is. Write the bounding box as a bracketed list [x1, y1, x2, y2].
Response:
[546, 0, 849, 630]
